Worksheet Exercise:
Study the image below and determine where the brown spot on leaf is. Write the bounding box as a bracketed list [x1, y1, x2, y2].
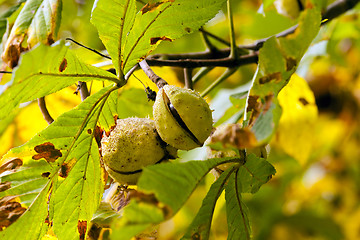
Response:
[286, 57, 297, 71]
[32, 142, 62, 162]
[191, 232, 201, 240]
[246, 95, 259, 112]
[59, 58, 67, 72]
[78, 220, 87, 240]
[299, 97, 309, 106]
[94, 126, 103, 148]
[150, 36, 173, 45]
[0, 196, 27, 229]
[210, 124, 257, 149]
[141, 2, 163, 14]
[59, 158, 76, 178]
[87, 129, 92, 134]
[184, 27, 192, 33]
[42, 172, 51, 178]
[259, 72, 282, 84]
[0, 182, 11, 192]
[247, 94, 274, 127]
[0, 158, 23, 174]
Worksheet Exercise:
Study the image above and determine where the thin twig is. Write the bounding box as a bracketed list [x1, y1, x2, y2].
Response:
[200, 68, 238, 97]
[138, 60, 168, 89]
[66, 38, 111, 60]
[227, 0, 238, 59]
[78, 81, 90, 101]
[38, 97, 54, 124]
[192, 67, 214, 84]
[200, 27, 218, 53]
[199, 29, 231, 47]
[184, 68, 193, 89]
[146, 52, 259, 68]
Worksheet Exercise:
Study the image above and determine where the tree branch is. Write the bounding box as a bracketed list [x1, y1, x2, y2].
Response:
[146, 52, 259, 68]
[139, 60, 168, 89]
[38, 97, 54, 124]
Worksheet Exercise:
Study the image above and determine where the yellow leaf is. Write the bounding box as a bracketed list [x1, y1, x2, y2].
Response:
[275, 74, 318, 165]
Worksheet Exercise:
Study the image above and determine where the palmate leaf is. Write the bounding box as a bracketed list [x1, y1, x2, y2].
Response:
[244, 8, 321, 145]
[0, 42, 120, 121]
[225, 172, 251, 240]
[111, 157, 241, 238]
[181, 166, 237, 240]
[91, 0, 227, 75]
[2, 0, 62, 67]
[0, 85, 117, 240]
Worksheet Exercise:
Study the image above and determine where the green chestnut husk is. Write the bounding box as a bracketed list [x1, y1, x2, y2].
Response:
[153, 85, 213, 150]
[101, 118, 177, 185]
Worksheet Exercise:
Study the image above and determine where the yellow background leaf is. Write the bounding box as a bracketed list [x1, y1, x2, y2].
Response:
[275, 74, 318, 165]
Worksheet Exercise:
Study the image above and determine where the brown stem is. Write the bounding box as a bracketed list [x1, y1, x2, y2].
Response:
[78, 81, 90, 101]
[38, 97, 54, 124]
[139, 60, 168, 89]
[184, 68, 193, 89]
[147, 52, 259, 68]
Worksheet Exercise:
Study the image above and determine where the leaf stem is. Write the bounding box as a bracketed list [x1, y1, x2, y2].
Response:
[192, 67, 214, 84]
[184, 68, 193, 89]
[38, 97, 54, 124]
[227, 0, 238, 60]
[78, 81, 90, 101]
[200, 68, 238, 97]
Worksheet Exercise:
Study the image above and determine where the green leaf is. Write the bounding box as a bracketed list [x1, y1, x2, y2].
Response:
[111, 201, 165, 240]
[98, 88, 153, 131]
[225, 172, 251, 240]
[237, 154, 276, 194]
[2, 0, 62, 66]
[91, 0, 137, 76]
[137, 157, 240, 213]
[91, 0, 227, 75]
[0, 42, 120, 121]
[244, 8, 321, 145]
[0, 85, 116, 239]
[182, 166, 237, 240]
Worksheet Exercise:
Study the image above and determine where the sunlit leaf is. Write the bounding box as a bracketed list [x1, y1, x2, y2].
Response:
[245, 8, 321, 145]
[225, 172, 251, 240]
[0, 85, 116, 239]
[0, 181, 51, 240]
[2, 0, 62, 67]
[182, 166, 237, 240]
[91, 0, 227, 75]
[0, 42, 120, 121]
[91, 0, 137, 76]
[276, 74, 318, 165]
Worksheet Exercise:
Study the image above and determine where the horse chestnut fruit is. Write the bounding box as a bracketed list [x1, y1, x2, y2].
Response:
[101, 118, 177, 185]
[153, 85, 213, 150]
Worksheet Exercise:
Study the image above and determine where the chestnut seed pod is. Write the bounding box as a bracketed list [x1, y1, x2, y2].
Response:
[153, 85, 213, 150]
[101, 118, 177, 185]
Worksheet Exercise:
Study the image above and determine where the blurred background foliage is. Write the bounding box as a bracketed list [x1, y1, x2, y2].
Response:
[0, 0, 360, 239]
